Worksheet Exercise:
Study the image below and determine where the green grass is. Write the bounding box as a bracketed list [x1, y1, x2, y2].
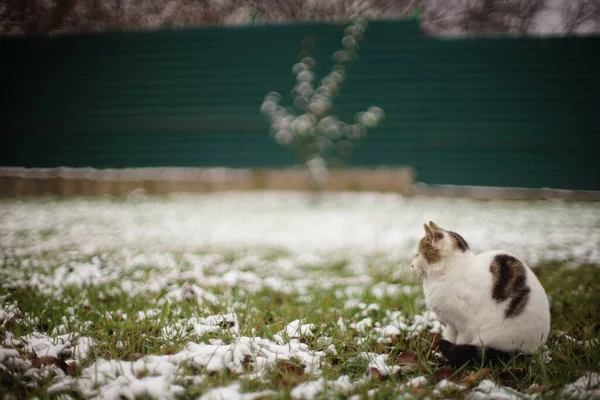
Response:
[1, 247, 599, 399]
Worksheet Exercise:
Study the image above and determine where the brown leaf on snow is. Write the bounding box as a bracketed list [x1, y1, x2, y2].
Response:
[32, 356, 59, 369]
[431, 367, 457, 383]
[161, 347, 177, 355]
[462, 368, 492, 388]
[410, 387, 432, 398]
[275, 360, 306, 388]
[375, 343, 387, 352]
[369, 367, 393, 381]
[32, 356, 73, 376]
[370, 367, 382, 380]
[527, 383, 555, 394]
[370, 367, 381, 381]
[275, 360, 304, 376]
[396, 350, 419, 371]
[121, 352, 145, 361]
[65, 361, 77, 376]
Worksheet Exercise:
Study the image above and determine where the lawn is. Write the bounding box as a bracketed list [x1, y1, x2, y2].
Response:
[1, 192, 599, 399]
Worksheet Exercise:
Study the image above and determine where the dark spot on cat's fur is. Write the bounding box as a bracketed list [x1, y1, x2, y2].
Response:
[448, 231, 469, 252]
[490, 254, 530, 318]
[419, 237, 441, 264]
[505, 285, 531, 318]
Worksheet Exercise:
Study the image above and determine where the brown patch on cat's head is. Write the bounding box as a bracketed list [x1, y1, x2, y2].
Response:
[418, 222, 444, 264]
[427, 222, 470, 253]
[419, 236, 441, 264]
[448, 231, 470, 252]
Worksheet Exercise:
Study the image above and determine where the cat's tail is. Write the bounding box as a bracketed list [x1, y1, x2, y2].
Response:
[435, 339, 523, 367]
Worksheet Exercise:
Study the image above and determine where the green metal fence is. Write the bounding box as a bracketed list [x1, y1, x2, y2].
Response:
[2, 20, 599, 190]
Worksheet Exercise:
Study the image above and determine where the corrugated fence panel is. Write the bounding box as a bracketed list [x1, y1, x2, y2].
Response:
[1, 20, 599, 190]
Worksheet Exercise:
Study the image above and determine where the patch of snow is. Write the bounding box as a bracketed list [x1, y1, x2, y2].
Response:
[434, 379, 467, 395]
[49, 356, 184, 400]
[557, 331, 600, 349]
[400, 375, 428, 389]
[199, 382, 277, 400]
[0, 302, 18, 327]
[278, 319, 316, 339]
[406, 311, 442, 337]
[291, 375, 355, 399]
[359, 352, 400, 377]
[191, 312, 240, 336]
[158, 282, 219, 306]
[72, 336, 96, 361]
[21, 332, 69, 358]
[2, 193, 598, 265]
[135, 308, 162, 322]
[19, 332, 95, 362]
[0, 346, 19, 361]
[169, 336, 326, 377]
[3, 331, 22, 347]
[291, 379, 327, 400]
[562, 373, 600, 400]
[468, 379, 539, 399]
[350, 317, 373, 334]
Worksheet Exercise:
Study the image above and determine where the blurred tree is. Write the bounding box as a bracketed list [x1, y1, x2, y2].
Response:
[420, 0, 547, 34]
[2, 0, 598, 36]
[561, 0, 600, 34]
[260, 18, 385, 197]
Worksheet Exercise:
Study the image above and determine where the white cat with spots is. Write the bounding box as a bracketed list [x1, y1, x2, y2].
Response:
[410, 221, 551, 366]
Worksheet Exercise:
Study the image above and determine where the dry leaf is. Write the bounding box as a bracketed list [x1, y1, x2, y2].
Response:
[431, 367, 457, 383]
[527, 383, 555, 394]
[65, 361, 77, 376]
[162, 347, 177, 355]
[410, 387, 431, 398]
[33, 356, 73, 376]
[122, 352, 145, 361]
[397, 350, 419, 371]
[32, 356, 58, 369]
[275, 360, 305, 388]
[370, 367, 381, 380]
[462, 368, 491, 388]
[276, 360, 304, 376]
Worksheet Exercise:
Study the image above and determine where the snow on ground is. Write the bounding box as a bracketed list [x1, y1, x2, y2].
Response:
[0, 192, 599, 399]
[0, 192, 598, 265]
[562, 373, 600, 399]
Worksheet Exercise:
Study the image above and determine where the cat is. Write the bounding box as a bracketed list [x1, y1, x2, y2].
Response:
[410, 221, 551, 367]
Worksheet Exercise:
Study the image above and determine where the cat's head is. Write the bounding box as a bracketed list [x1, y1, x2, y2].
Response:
[410, 221, 470, 277]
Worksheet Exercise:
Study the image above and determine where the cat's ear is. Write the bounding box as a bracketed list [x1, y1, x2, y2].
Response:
[424, 223, 435, 241]
[429, 221, 444, 232]
[425, 222, 444, 242]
